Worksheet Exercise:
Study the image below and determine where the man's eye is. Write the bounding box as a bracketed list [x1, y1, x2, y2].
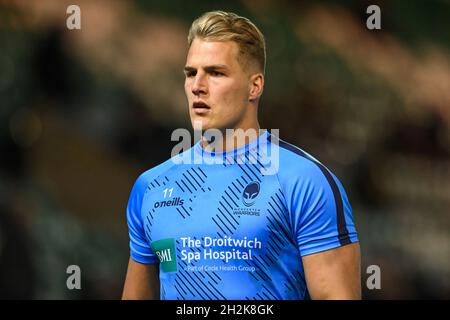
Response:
[211, 71, 223, 76]
[186, 71, 196, 77]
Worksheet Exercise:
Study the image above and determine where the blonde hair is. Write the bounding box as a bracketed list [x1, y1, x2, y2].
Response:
[188, 11, 266, 73]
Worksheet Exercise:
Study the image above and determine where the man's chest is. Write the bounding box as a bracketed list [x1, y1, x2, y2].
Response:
[140, 164, 291, 245]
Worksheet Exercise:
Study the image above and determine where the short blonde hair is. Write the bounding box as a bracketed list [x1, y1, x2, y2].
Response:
[188, 11, 266, 73]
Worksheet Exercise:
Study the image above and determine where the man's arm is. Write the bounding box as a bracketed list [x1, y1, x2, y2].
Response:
[122, 258, 160, 300]
[302, 242, 361, 300]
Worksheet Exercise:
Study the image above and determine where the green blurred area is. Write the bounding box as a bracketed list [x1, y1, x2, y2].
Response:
[0, 0, 449, 299]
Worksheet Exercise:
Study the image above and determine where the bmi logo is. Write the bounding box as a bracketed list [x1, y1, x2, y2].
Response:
[151, 238, 178, 272]
[242, 181, 260, 207]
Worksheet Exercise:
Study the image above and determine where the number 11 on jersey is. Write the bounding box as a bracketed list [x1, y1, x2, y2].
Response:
[163, 188, 173, 198]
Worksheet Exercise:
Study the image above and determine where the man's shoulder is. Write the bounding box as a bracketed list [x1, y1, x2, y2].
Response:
[274, 136, 328, 181]
[136, 159, 175, 184]
[272, 136, 350, 208]
[133, 147, 195, 190]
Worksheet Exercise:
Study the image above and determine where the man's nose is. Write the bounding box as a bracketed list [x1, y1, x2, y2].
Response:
[192, 73, 207, 96]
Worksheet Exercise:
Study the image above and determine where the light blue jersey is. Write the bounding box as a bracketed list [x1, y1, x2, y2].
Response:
[126, 131, 358, 300]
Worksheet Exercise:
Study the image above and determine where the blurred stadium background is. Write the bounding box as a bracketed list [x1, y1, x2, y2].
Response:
[0, 0, 449, 299]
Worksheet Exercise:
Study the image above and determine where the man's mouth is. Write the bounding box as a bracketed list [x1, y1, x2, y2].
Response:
[192, 101, 211, 114]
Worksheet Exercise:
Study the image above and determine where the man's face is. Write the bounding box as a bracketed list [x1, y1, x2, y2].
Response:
[184, 38, 251, 132]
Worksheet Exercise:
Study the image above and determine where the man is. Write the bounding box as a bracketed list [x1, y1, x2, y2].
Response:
[122, 11, 360, 300]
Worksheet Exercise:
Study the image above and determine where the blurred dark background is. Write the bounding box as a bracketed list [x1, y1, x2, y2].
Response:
[0, 0, 449, 299]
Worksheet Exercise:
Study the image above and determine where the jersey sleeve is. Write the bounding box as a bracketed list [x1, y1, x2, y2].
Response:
[126, 172, 159, 264]
[279, 152, 359, 257]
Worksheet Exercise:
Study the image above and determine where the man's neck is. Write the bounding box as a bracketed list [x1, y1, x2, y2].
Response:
[201, 125, 263, 153]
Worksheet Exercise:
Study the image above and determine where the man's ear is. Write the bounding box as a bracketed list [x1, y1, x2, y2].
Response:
[249, 73, 264, 102]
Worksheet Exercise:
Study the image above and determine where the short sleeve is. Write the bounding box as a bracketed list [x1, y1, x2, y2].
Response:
[278, 150, 359, 257]
[126, 173, 159, 264]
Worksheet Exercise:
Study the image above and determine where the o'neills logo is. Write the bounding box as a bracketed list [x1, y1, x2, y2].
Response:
[154, 197, 184, 208]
